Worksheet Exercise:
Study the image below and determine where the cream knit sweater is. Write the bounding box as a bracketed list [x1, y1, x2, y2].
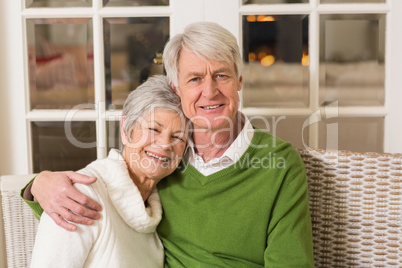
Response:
[31, 149, 164, 268]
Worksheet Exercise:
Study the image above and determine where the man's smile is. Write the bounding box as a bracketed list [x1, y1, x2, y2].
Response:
[200, 104, 224, 110]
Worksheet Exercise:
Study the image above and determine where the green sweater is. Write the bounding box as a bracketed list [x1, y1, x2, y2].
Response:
[157, 130, 314, 267]
[22, 130, 314, 267]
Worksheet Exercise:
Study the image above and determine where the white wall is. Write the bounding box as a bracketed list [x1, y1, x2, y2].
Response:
[0, 0, 29, 178]
[0, 0, 8, 178]
[0, 0, 9, 265]
[0, 0, 29, 266]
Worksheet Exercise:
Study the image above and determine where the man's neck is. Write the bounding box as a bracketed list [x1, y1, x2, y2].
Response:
[192, 115, 245, 163]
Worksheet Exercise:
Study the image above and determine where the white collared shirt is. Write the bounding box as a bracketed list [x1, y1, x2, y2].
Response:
[185, 113, 255, 176]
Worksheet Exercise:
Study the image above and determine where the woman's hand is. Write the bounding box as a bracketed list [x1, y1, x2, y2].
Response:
[31, 171, 102, 231]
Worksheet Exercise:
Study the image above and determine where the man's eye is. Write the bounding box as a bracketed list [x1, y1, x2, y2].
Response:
[190, 77, 200, 82]
[216, 74, 226, 78]
[149, 128, 160, 132]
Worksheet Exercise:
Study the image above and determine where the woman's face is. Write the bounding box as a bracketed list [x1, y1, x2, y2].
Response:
[121, 109, 187, 181]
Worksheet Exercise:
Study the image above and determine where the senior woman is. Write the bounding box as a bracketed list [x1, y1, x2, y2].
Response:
[30, 75, 188, 268]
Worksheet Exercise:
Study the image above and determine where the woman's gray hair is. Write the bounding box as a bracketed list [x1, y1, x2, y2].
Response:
[163, 21, 242, 87]
[122, 75, 187, 141]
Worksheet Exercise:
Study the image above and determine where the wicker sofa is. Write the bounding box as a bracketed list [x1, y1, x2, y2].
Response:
[299, 149, 402, 267]
[1, 149, 402, 267]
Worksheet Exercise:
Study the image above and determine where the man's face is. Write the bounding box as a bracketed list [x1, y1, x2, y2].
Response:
[173, 49, 242, 131]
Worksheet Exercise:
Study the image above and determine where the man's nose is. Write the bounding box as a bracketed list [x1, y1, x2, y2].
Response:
[202, 77, 219, 99]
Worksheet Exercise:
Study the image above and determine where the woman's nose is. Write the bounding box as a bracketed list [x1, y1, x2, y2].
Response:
[155, 135, 172, 150]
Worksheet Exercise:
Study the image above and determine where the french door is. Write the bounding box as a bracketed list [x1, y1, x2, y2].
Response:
[1, 0, 401, 175]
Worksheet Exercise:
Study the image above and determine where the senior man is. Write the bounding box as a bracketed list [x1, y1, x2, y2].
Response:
[22, 22, 314, 267]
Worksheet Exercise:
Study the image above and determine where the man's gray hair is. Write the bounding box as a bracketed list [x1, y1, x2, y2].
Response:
[163, 21, 242, 87]
[122, 75, 186, 140]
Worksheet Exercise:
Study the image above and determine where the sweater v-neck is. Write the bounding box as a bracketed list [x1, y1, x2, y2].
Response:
[180, 130, 264, 186]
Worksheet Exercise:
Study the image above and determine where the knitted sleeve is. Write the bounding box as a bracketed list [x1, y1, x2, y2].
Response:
[264, 147, 315, 267]
[30, 183, 100, 268]
[20, 176, 44, 220]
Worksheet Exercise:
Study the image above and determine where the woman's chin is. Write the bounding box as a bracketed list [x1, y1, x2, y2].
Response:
[143, 167, 174, 179]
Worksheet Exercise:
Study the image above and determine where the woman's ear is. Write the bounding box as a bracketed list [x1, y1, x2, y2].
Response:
[120, 115, 129, 145]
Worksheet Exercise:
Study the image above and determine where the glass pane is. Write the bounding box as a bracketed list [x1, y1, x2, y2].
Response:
[321, 0, 384, 3]
[249, 115, 309, 149]
[104, 17, 169, 109]
[31, 121, 97, 173]
[319, 14, 385, 106]
[104, 0, 169, 6]
[318, 117, 384, 153]
[27, 18, 94, 109]
[242, 15, 309, 108]
[26, 0, 91, 8]
[243, 0, 308, 4]
[107, 120, 122, 152]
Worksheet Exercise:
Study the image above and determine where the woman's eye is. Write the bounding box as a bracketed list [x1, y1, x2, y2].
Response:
[149, 128, 160, 133]
[173, 136, 184, 142]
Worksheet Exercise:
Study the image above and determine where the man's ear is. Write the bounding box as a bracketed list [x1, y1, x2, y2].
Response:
[171, 82, 180, 96]
[237, 76, 243, 92]
[120, 115, 129, 145]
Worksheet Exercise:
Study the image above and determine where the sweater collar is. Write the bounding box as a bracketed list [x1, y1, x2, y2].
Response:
[100, 149, 162, 233]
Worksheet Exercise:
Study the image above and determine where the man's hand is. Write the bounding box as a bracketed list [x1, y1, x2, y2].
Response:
[31, 171, 102, 232]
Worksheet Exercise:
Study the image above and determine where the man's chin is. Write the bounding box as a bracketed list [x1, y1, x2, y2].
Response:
[192, 121, 233, 132]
